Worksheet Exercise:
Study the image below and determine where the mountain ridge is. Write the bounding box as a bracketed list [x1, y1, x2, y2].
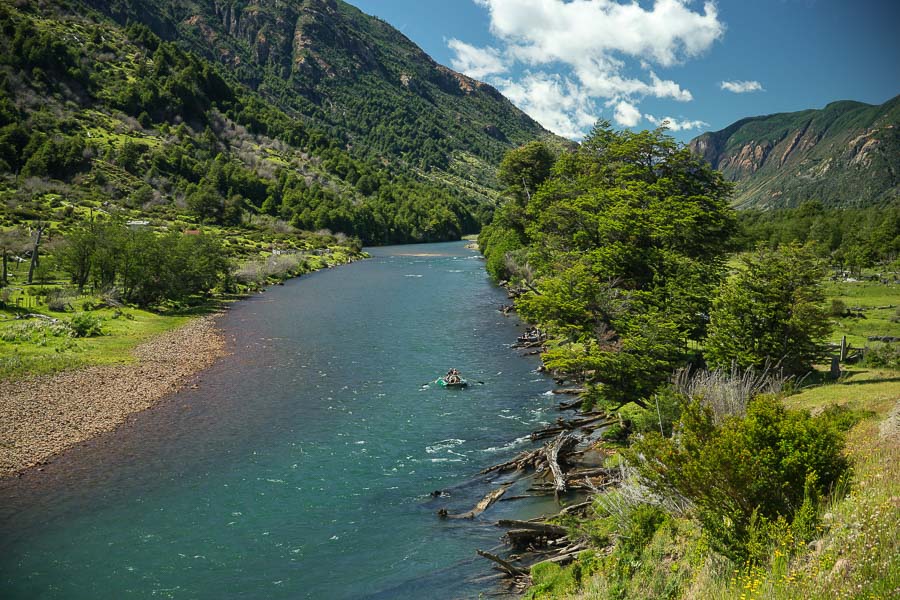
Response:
[689, 95, 899, 208]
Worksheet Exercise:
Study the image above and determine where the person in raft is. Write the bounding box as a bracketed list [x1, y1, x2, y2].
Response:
[446, 368, 461, 384]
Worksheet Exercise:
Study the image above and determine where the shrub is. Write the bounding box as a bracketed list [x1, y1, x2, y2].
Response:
[829, 298, 848, 317]
[672, 364, 789, 424]
[0, 319, 71, 342]
[629, 395, 850, 561]
[630, 386, 684, 437]
[818, 403, 872, 432]
[862, 343, 900, 369]
[47, 288, 73, 312]
[68, 313, 103, 337]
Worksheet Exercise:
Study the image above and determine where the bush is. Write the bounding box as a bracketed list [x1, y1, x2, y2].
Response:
[862, 343, 900, 369]
[630, 386, 684, 436]
[47, 288, 73, 312]
[829, 298, 848, 317]
[629, 395, 850, 561]
[68, 313, 103, 337]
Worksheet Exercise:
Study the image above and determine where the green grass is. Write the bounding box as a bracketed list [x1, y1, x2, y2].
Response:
[0, 303, 192, 380]
[824, 280, 900, 347]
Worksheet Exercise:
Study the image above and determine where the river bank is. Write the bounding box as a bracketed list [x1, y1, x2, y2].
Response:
[0, 314, 227, 478]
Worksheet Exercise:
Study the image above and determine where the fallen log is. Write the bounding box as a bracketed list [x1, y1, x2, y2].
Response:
[531, 415, 614, 441]
[506, 529, 561, 551]
[497, 519, 568, 537]
[479, 446, 544, 474]
[565, 467, 615, 479]
[551, 388, 587, 395]
[17, 313, 60, 323]
[528, 544, 588, 570]
[557, 398, 584, 411]
[442, 483, 512, 519]
[559, 500, 592, 516]
[546, 432, 578, 496]
[476, 549, 529, 577]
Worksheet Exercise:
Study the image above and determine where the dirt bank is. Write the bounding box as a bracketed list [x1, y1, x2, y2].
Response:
[0, 314, 227, 477]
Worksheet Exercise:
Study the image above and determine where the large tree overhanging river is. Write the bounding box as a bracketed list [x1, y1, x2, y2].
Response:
[0, 242, 559, 599]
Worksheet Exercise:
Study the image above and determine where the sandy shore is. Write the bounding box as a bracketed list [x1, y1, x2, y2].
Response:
[0, 314, 227, 477]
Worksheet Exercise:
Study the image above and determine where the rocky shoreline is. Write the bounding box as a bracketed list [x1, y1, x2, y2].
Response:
[0, 314, 227, 478]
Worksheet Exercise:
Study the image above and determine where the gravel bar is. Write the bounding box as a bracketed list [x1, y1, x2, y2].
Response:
[0, 314, 227, 477]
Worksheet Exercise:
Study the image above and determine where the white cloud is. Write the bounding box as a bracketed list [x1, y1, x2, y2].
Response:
[613, 100, 642, 127]
[447, 39, 507, 79]
[720, 80, 764, 93]
[477, 0, 724, 67]
[497, 72, 599, 139]
[645, 114, 709, 131]
[450, 0, 726, 138]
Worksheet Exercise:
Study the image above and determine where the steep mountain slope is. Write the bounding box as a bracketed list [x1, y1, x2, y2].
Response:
[690, 96, 899, 208]
[0, 0, 559, 244]
[85, 0, 559, 202]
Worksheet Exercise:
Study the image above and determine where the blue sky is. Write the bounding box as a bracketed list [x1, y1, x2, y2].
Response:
[350, 0, 900, 141]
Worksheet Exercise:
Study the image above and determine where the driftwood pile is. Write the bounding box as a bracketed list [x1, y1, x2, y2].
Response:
[476, 515, 595, 592]
[458, 404, 623, 590]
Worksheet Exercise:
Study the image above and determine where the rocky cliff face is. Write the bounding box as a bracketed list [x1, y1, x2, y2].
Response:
[690, 97, 899, 208]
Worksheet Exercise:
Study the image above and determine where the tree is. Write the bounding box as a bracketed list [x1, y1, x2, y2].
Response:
[58, 224, 96, 292]
[0, 226, 29, 286]
[499, 124, 736, 408]
[704, 243, 831, 376]
[497, 141, 554, 204]
[26, 221, 48, 284]
[187, 183, 225, 224]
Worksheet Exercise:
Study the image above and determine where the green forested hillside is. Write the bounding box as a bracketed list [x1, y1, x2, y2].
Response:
[0, 0, 558, 244]
[689, 95, 899, 208]
[84, 0, 562, 202]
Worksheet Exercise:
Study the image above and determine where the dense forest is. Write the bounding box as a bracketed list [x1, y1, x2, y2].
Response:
[0, 1, 514, 245]
[736, 202, 899, 274]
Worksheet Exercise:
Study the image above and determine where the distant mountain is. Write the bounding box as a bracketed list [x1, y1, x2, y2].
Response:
[689, 96, 899, 208]
[85, 0, 561, 202]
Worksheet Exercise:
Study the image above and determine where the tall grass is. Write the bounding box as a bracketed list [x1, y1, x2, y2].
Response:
[673, 363, 790, 423]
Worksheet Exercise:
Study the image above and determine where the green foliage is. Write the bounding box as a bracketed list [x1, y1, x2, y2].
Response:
[736, 202, 900, 271]
[862, 343, 900, 369]
[497, 140, 554, 212]
[478, 222, 525, 281]
[828, 298, 848, 317]
[705, 244, 831, 375]
[59, 219, 229, 307]
[68, 312, 103, 337]
[493, 124, 736, 408]
[629, 395, 850, 562]
[526, 561, 581, 599]
[630, 386, 684, 437]
[614, 505, 672, 578]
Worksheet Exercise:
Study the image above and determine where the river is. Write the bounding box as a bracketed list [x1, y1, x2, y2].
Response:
[0, 242, 559, 599]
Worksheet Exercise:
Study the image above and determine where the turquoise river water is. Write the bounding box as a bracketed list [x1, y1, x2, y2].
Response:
[0, 242, 562, 599]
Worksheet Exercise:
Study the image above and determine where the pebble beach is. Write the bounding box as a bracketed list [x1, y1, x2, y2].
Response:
[0, 315, 227, 477]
